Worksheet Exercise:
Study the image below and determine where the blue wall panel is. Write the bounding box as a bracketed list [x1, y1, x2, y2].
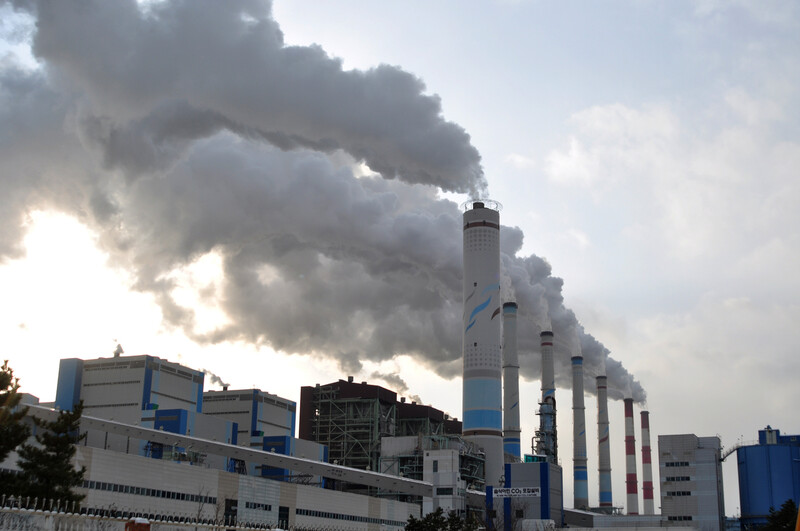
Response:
[55, 358, 83, 411]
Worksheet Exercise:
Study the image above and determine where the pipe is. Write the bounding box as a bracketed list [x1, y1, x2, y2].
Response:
[624, 398, 639, 515]
[534, 331, 557, 464]
[597, 376, 612, 508]
[462, 200, 504, 487]
[572, 356, 588, 509]
[503, 302, 521, 460]
[641, 410, 654, 515]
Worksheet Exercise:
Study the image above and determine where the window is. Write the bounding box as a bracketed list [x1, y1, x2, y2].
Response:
[665, 461, 690, 467]
[433, 460, 438, 473]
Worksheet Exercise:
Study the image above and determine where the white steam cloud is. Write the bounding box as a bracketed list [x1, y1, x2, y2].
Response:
[0, 0, 644, 402]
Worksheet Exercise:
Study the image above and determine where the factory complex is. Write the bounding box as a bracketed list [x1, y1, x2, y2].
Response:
[2, 202, 797, 531]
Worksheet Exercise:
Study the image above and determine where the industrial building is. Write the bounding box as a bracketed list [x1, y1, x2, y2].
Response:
[735, 426, 800, 529]
[658, 434, 725, 531]
[297, 377, 463, 483]
[2, 355, 438, 529]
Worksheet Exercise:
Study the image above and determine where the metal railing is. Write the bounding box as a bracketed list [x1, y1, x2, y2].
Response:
[0, 496, 383, 531]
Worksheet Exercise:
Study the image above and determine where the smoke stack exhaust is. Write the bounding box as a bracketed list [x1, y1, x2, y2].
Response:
[624, 398, 640, 515]
[534, 331, 557, 464]
[462, 200, 504, 486]
[503, 302, 521, 460]
[641, 410, 654, 515]
[572, 356, 588, 509]
[597, 375, 612, 508]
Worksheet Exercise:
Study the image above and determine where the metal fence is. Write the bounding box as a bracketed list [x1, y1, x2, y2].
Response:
[0, 496, 376, 531]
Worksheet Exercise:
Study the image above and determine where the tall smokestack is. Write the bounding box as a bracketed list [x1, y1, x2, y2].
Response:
[534, 331, 557, 464]
[502, 302, 521, 460]
[462, 200, 504, 487]
[597, 375, 612, 508]
[641, 410, 654, 515]
[624, 398, 640, 515]
[572, 356, 588, 509]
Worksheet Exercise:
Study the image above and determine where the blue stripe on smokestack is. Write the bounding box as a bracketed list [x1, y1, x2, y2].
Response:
[463, 378, 502, 432]
[600, 472, 613, 504]
[503, 437, 521, 456]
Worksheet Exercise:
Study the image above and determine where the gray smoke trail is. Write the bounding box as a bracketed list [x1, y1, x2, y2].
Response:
[369, 371, 423, 405]
[0, 0, 645, 403]
[202, 369, 230, 389]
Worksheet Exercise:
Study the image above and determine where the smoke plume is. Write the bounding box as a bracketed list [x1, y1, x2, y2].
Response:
[203, 369, 230, 390]
[0, 0, 645, 403]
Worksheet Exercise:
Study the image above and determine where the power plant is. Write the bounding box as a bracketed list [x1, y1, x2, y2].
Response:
[1, 195, 740, 531]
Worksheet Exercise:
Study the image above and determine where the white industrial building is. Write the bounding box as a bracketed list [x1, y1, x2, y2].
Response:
[658, 434, 725, 531]
[1, 354, 472, 529]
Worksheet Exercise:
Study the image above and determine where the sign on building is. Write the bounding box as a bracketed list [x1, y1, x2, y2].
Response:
[492, 487, 541, 498]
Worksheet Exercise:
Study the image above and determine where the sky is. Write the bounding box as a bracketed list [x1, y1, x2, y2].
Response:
[1, 0, 799, 518]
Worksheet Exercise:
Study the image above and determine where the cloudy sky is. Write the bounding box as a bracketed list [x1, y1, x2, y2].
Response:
[2, 0, 798, 516]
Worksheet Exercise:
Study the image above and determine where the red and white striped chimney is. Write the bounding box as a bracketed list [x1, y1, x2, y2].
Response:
[641, 410, 654, 514]
[624, 398, 639, 515]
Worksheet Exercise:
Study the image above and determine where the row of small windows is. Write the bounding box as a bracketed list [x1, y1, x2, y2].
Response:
[666, 491, 692, 497]
[83, 380, 142, 387]
[665, 461, 690, 467]
[158, 365, 195, 380]
[84, 403, 139, 409]
[151, 390, 197, 405]
[295, 508, 404, 527]
[668, 516, 693, 521]
[82, 480, 216, 505]
[85, 362, 136, 370]
[665, 476, 691, 482]
[244, 502, 272, 511]
[203, 396, 239, 402]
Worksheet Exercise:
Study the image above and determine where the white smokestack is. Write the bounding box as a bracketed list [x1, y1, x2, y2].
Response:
[641, 410, 655, 515]
[624, 398, 640, 515]
[597, 375, 612, 508]
[462, 200, 504, 487]
[503, 302, 521, 460]
[534, 331, 557, 463]
[572, 356, 588, 509]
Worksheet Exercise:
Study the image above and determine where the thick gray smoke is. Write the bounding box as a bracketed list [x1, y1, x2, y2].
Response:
[0, 0, 645, 403]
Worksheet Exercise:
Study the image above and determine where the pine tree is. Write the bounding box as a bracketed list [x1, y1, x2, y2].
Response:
[406, 507, 479, 531]
[16, 401, 87, 504]
[0, 360, 30, 463]
[763, 499, 799, 531]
